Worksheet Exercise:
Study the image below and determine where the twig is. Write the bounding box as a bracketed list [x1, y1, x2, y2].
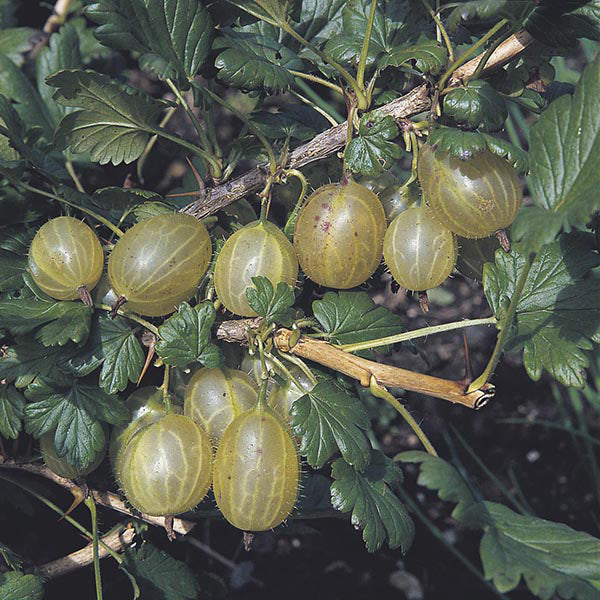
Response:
[38, 528, 135, 580]
[0, 462, 195, 536]
[181, 29, 534, 220]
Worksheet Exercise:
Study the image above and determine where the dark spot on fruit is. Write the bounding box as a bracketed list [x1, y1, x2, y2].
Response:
[322, 203, 330, 209]
[354, 232, 358, 237]
[257, 447, 263, 455]
[227, 476, 231, 480]
[321, 221, 331, 233]
[314, 216, 320, 222]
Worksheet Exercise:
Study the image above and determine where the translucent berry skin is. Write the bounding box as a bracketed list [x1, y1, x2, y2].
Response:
[268, 366, 314, 422]
[418, 145, 522, 239]
[109, 387, 177, 479]
[108, 213, 211, 317]
[119, 414, 212, 516]
[184, 367, 258, 444]
[294, 181, 386, 289]
[213, 406, 299, 531]
[214, 220, 298, 317]
[383, 206, 457, 291]
[28, 216, 103, 300]
[40, 431, 105, 479]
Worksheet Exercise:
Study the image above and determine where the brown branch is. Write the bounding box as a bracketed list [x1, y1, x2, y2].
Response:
[37, 527, 135, 580]
[0, 462, 195, 536]
[180, 30, 534, 219]
[274, 329, 495, 409]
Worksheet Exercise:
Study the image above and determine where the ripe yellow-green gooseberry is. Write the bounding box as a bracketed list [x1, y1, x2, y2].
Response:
[109, 387, 180, 479]
[213, 404, 299, 531]
[418, 145, 522, 239]
[40, 430, 106, 479]
[28, 216, 103, 304]
[293, 180, 386, 289]
[108, 213, 212, 317]
[184, 367, 258, 444]
[383, 206, 457, 291]
[213, 219, 298, 317]
[118, 414, 212, 516]
[268, 365, 314, 423]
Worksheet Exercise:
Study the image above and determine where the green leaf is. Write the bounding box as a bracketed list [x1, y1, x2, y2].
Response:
[0, 383, 25, 439]
[0, 28, 36, 66]
[330, 449, 414, 553]
[378, 39, 447, 75]
[156, 302, 220, 368]
[0, 339, 66, 388]
[86, 0, 214, 85]
[132, 200, 174, 222]
[251, 104, 329, 141]
[313, 290, 405, 357]
[290, 380, 371, 471]
[227, 0, 300, 26]
[0, 572, 43, 600]
[245, 276, 295, 326]
[121, 542, 200, 600]
[0, 54, 55, 137]
[345, 114, 401, 177]
[484, 233, 600, 387]
[397, 451, 485, 524]
[36, 23, 82, 127]
[447, 1, 535, 32]
[443, 79, 507, 132]
[24, 376, 126, 470]
[514, 55, 600, 253]
[214, 26, 302, 92]
[480, 502, 600, 599]
[61, 314, 144, 395]
[480, 132, 529, 174]
[0, 251, 25, 292]
[48, 69, 163, 165]
[0, 294, 92, 347]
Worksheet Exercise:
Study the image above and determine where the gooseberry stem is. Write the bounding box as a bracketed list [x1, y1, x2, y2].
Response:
[292, 79, 344, 124]
[257, 337, 269, 409]
[420, 0, 454, 62]
[369, 377, 438, 456]
[339, 316, 497, 353]
[137, 106, 177, 183]
[65, 159, 85, 193]
[17, 181, 125, 237]
[265, 351, 304, 390]
[289, 70, 345, 95]
[96, 304, 159, 335]
[356, 0, 378, 93]
[342, 104, 357, 178]
[283, 168, 309, 238]
[469, 26, 515, 81]
[160, 365, 172, 413]
[84, 496, 104, 600]
[277, 351, 318, 387]
[468, 253, 535, 393]
[438, 18, 510, 89]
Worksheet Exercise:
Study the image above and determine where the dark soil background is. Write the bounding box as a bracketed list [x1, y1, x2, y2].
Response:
[1, 4, 599, 600]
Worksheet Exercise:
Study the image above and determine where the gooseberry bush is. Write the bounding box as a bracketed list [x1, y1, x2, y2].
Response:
[0, 1, 599, 599]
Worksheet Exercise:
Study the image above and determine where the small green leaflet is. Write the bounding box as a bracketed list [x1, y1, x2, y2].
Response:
[0, 572, 43, 600]
[398, 451, 600, 600]
[121, 542, 200, 600]
[313, 290, 405, 357]
[344, 114, 401, 177]
[290, 380, 371, 471]
[24, 376, 127, 470]
[0, 293, 92, 347]
[443, 79, 507, 132]
[86, 0, 214, 85]
[513, 54, 600, 253]
[378, 39, 447, 75]
[0, 339, 66, 388]
[0, 383, 25, 439]
[246, 276, 295, 326]
[484, 232, 600, 388]
[330, 449, 414, 553]
[49, 69, 164, 165]
[61, 314, 144, 395]
[156, 302, 220, 368]
[214, 26, 302, 93]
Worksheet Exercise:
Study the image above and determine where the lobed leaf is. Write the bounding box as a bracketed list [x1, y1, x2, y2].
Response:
[290, 380, 371, 471]
[0, 383, 25, 439]
[246, 276, 295, 326]
[0, 572, 43, 600]
[330, 449, 414, 553]
[484, 232, 600, 388]
[378, 39, 447, 75]
[156, 302, 220, 368]
[0, 339, 67, 388]
[0, 250, 25, 292]
[49, 69, 164, 165]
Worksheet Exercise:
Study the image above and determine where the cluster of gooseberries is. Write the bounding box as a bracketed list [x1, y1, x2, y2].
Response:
[32, 142, 522, 530]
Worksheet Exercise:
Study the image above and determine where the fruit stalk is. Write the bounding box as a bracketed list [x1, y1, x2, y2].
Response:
[274, 329, 494, 409]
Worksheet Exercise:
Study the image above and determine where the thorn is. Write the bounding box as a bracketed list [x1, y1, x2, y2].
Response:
[418, 291, 429, 313]
[110, 295, 127, 319]
[77, 286, 93, 307]
[137, 333, 156, 385]
[243, 532, 254, 551]
[461, 332, 473, 387]
[61, 483, 88, 520]
[164, 516, 176, 541]
[495, 229, 510, 252]
[186, 156, 205, 192]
